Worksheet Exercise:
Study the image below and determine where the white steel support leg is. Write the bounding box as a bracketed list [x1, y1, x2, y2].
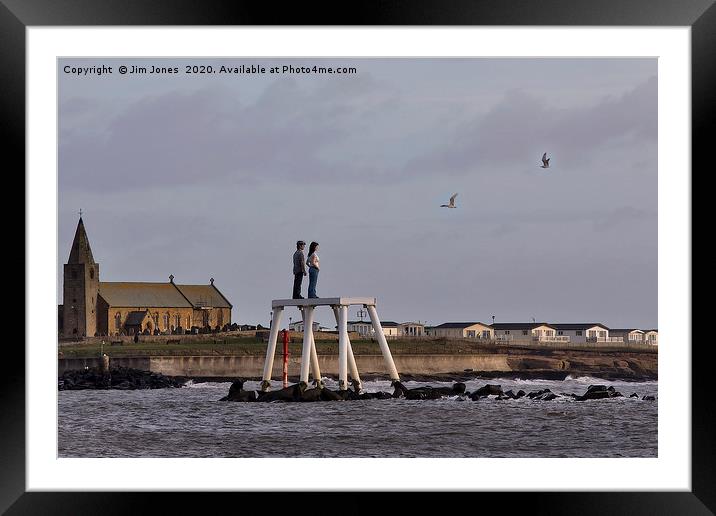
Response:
[366, 304, 400, 381]
[338, 305, 349, 390]
[300, 306, 315, 384]
[347, 340, 362, 391]
[309, 331, 322, 385]
[333, 307, 361, 390]
[261, 306, 284, 391]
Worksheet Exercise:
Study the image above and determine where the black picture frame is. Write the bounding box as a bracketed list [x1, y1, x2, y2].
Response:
[4, 0, 710, 513]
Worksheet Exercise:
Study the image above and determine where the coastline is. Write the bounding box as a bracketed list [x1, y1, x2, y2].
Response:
[59, 348, 657, 384]
[179, 370, 656, 385]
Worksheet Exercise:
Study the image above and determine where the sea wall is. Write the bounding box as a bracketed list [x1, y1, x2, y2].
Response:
[58, 351, 657, 380]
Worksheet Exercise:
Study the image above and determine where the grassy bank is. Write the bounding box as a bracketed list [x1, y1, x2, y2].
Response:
[58, 335, 658, 358]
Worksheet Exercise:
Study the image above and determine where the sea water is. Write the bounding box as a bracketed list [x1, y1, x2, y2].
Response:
[58, 376, 657, 458]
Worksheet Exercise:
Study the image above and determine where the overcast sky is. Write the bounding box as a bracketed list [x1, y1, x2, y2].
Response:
[58, 58, 657, 329]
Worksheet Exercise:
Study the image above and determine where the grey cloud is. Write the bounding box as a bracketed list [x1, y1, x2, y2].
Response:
[60, 76, 397, 193]
[592, 206, 652, 232]
[406, 76, 657, 176]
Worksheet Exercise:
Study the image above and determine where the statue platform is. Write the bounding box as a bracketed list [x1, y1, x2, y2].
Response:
[271, 297, 376, 308]
[261, 296, 399, 392]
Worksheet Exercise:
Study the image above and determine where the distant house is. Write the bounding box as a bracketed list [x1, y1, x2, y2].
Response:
[398, 322, 425, 337]
[644, 329, 658, 345]
[491, 323, 558, 342]
[347, 320, 373, 337]
[610, 328, 645, 344]
[550, 323, 613, 343]
[289, 320, 320, 333]
[381, 321, 400, 337]
[344, 320, 400, 337]
[431, 322, 493, 339]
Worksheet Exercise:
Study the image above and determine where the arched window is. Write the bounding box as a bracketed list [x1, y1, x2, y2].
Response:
[163, 313, 170, 330]
[174, 314, 181, 328]
[153, 312, 159, 327]
[115, 312, 122, 330]
[186, 316, 191, 328]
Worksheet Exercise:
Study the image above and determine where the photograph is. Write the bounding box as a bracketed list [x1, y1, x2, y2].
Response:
[6, 0, 711, 510]
[57, 56, 659, 459]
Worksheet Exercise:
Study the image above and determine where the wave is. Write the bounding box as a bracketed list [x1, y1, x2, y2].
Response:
[183, 380, 232, 388]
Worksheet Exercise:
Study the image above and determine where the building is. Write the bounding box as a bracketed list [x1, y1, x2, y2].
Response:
[398, 322, 426, 337]
[347, 320, 373, 337]
[345, 320, 400, 337]
[289, 320, 321, 333]
[644, 329, 658, 345]
[550, 323, 613, 343]
[431, 322, 493, 339]
[491, 323, 558, 342]
[59, 217, 232, 337]
[609, 328, 646, 344]
[381, 321, 400, 337]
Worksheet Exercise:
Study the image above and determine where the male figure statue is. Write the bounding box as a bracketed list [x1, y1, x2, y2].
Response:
[292, 240, 307, 299]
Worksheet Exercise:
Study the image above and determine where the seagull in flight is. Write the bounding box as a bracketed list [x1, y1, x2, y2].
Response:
[440, 193, 458, 208]
[540, 153, 550, 169]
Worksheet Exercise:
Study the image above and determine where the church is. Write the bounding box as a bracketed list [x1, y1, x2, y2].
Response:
[59, 217, 232, 338]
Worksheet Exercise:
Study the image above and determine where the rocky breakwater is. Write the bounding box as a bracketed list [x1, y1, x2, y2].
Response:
[219, 379, 657, 403]
[59, 367, 184, 390]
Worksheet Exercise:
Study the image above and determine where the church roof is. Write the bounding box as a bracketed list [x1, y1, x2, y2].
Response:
[98, 282, 193, 308]
[68, 218, 95, 264]
[98, 281, 233, 309]
[175, 284, 232, 309]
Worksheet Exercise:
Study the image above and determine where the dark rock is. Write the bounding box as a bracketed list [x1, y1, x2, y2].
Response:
[577, 390, 610, 401]
[220, 379, 258, 402]
[576, 385, 623, 401]
[470, 384, 504, 400]
[526, 388, 552, 399]
[630, 393, 639, 398]
[300, 387, 323, 402]
[642, 395, 656, 401]
[58, 367, 183, 390]
[587, 385, 608, 393]
[256, 383, 303, 402]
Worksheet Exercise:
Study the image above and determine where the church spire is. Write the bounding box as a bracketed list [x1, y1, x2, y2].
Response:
[68, 216, 95, 264]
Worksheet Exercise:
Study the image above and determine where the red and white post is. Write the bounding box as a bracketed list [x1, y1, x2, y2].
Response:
[282, 328, 289, 388]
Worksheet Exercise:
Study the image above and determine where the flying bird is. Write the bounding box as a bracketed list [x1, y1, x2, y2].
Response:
[440, 193, 458, 208]
[540, 153, 550, 168]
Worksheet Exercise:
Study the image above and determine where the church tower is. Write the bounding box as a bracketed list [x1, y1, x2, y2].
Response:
[62, 216, 100, 337]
